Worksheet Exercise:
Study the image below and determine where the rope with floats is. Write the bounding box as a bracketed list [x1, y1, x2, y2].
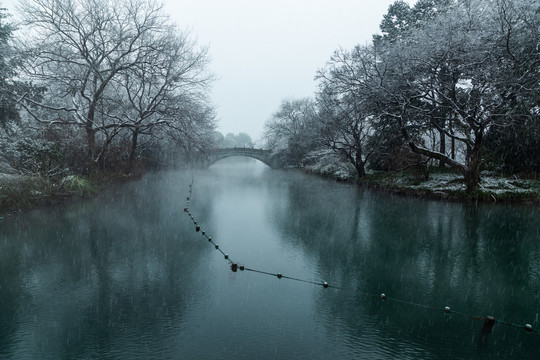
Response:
[183, 180, 538, 335]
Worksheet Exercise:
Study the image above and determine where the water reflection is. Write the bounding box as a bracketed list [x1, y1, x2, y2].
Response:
[1, 162, 538, 359]
[0, 174, 212, 359]
[269, 174, 540, 359]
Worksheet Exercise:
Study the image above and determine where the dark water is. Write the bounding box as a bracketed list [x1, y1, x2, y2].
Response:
[1, 160, 539, 359]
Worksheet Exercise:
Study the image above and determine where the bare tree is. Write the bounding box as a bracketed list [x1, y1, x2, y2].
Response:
[160, 94, 217, 166]
[16, 0, 172, 171]
[315, 46, 390, 178]
[263, 98, 316, 165]
[114, 27, 213, 169]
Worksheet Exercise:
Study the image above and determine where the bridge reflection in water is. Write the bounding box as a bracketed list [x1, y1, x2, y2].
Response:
[206, 148, 279, 168]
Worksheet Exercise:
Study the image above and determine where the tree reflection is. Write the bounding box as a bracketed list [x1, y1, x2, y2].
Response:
[269, 179, 540, 359]
[0, 173, 212, 359]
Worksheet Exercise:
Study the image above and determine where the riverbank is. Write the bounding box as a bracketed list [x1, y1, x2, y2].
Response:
[0, 171, 141, 215]
[359, 171, 540, 204]
[303, 161, 540, 204]
[2, 163, 539, 216]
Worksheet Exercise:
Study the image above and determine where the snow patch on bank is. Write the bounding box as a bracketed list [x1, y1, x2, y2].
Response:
[304, 150, 356, 180]
[304, 150, 538, 199]
[403, 171, 537, 196]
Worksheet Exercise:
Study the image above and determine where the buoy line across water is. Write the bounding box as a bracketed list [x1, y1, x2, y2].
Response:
[183, 180, 538, 336]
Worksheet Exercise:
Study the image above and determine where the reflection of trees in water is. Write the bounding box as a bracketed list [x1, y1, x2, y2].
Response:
[0, 227, 24, 357]
[270, 180, 540, 358]
[0, 173, 212, 358]
[77, 175, 212, 358]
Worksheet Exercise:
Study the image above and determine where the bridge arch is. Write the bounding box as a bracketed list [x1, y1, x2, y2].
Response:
[206, 148, 277, 168]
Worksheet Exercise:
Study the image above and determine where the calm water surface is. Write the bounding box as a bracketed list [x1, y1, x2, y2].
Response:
[1, 160, 539, 359]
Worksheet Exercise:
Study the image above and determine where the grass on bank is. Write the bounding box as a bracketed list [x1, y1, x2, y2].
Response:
[304, 155, 540, 203]
[359, 169, 540, 203]
[0, 174, 96, 212]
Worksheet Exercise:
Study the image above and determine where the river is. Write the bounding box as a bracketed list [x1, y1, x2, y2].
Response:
[1, 159, 539, 359]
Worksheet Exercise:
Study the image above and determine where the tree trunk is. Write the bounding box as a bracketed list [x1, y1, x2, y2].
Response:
[439, 129, 446, 168]
[355, 160, 366, 178]
[401, 120, 484, 193]
[85, 127, 97, 174]
[450, 120, 456, 160]
[128, 128, 139, 171]
[354, 147, 366, 178]
[95, 135, 114, 171]
[463, 138, 483, 193]
[464, 166, 480, 193]
[85, 103, 97, 172]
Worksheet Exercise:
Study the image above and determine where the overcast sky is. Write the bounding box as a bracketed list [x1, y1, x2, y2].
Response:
[163, 0, 413, 142]
[3, 0, 412, 142]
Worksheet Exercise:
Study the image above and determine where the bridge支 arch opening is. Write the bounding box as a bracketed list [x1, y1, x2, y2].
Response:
[205, 148, 279, 169]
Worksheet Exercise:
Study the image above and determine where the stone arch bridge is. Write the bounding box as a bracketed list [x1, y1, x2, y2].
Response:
[205, 148, 280, 168]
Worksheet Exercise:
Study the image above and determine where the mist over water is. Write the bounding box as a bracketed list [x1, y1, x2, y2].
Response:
[1, 158, 539, 359]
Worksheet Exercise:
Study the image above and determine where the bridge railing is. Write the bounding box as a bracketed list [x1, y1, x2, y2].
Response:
[210, 147, 270, 152]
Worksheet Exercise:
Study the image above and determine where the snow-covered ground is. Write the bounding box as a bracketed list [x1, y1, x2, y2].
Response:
[403, 171, 538, 196]
[304, 150, 357, 180]
[303, 152, 539, 201]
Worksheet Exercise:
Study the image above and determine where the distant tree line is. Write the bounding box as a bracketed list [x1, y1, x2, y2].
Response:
[213, 131, 254, 148]
[0, 0, 216, 179]
[264, 0, 540, 192]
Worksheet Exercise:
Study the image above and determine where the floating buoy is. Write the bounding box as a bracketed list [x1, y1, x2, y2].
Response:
[482, 316, 496, 333]
[183, 183, 535, 333]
